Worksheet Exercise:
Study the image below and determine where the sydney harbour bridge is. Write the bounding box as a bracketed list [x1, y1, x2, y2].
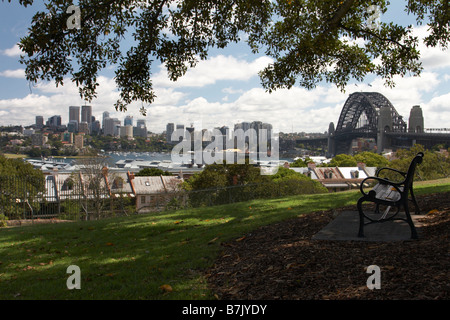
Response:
[297, 92, 450, 157]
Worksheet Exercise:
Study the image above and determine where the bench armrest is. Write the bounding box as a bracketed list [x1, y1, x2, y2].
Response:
[376, 167, 407, 178]
[359, 176, 403, 198]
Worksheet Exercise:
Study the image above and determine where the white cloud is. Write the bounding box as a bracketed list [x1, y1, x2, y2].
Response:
[1, 44, 22, 57]
[0, 47, 447, 135]
[414, 25, 450, 70]
[0, 68, 25, 78]
[153, 55, 273, 88]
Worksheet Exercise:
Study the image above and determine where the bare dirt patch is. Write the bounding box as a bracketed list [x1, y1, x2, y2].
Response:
[206, 192, 450, 300]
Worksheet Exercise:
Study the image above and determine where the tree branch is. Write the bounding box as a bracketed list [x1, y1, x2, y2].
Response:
[326, 0, 355, 32]
[339, 24, 409, 50]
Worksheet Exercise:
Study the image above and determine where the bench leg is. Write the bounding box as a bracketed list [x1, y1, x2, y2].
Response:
[357, 198, 365, 238]
[404, 203, 418, 239]
[409, 187, 420, 215]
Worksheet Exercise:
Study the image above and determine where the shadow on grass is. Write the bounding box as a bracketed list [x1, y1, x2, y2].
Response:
[0, 181, 447, 299]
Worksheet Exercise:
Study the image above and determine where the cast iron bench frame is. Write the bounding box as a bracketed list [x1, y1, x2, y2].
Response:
[357, 152, 424, 239]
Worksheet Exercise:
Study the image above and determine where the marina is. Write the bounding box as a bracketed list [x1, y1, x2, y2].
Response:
[25, 151, 294, 175]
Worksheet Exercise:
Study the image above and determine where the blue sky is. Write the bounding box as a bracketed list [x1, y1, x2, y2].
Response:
[0, 1, 449, 134]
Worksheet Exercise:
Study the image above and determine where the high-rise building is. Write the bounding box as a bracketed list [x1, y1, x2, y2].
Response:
[120, 125, 133, 139]
[67, 120, 78, 133]
[91, 120, 101, 135]
[69, 106, 80, 124]
[104, 117, 121, 136]
[166, 123, 175, 143]
[81, 105, 92, 124]
[78, 121, 90, 134]
[102, 111, 110, 130]
[136, 119, 146, 128]
[47, 115, 62, 128]
[124, 115, 133, 126]
[134, 119, 147, 138]
[35, 116, 44, 129]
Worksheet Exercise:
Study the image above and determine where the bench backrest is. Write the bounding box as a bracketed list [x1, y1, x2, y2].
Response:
[403, 152, 424, 191]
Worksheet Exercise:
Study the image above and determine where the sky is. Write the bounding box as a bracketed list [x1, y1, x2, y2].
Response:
[0, 1, 449, 134]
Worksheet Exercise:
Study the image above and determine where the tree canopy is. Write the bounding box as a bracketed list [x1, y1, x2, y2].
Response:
[8, 0, 450, 113]
[135, 167, 172, 176]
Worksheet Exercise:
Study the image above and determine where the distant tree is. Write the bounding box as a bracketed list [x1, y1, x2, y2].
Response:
[135, 168, 172, 176]
[27, 147, 42, 158]
[388, 144, 450, 181]
[290, 157, 313, 168]
[11, 0, 449, 113]
[328, 154, 358, 167]
[269, 166, 327, 194]
[0, 155, 45, 219]
[354, 151, 389, 168]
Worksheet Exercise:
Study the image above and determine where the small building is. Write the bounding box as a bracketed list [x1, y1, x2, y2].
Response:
[133, 175, 184, 213]
[291, 162, 375, 192]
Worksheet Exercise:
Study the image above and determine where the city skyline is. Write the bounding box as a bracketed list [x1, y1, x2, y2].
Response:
[0, 2, 449, 135]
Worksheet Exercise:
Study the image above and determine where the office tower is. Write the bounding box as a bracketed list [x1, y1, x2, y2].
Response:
[47, 115, 62, 128]
[78, 121, 89, 134]
[81, 105, 92, 124]
[35, 116, 44, 129]
[166, 123, 174, 142]
[91, 120, 101, 134]
[124, 115, 133, 126]
[104, 117, 121, 136]
[102, 111, 110, 130]
[262, 123, 273, 142]
[136, 119, 146, 128]
[134, 119, 147, 138]
[120, 125, 133, 139]
[67, 120, 78, 133]
[69, 106, 80, 124]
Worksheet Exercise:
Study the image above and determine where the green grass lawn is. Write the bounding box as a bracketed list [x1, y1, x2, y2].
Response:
[1, 178, 449, 300]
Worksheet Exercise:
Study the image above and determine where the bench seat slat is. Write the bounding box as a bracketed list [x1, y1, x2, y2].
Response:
[372, 183, 401, 202]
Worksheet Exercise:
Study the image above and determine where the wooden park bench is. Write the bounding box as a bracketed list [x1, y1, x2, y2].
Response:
[357, 152, 424, 239]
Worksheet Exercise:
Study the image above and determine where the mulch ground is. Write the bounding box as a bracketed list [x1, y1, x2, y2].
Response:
[206, 192, 450, 300]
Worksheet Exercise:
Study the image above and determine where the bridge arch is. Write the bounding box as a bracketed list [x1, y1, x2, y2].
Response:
[330, 92, 406, 155]
[335, 92, 405, 134]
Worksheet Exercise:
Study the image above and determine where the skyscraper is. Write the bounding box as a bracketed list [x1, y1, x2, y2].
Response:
[47, 115, 62, 128]
[102, 111, 110, 130]
[69, 106, 80, 124]
[124, 115, 133, 126]
[78, 121, 90, 134]
[104, 117, 121, 136]
[81, 105, 92, 124]
[134, 119, 147, 138]
[166, 123, 174, 143]
[35, 116, 44, 129]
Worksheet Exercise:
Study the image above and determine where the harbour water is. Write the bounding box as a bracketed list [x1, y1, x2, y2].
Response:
[104, 151, 173, 166]
[26, 151, 295, 173]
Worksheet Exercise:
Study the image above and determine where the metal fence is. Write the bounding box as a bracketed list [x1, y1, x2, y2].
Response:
[141, 178, 326, 212]
[0, 175, 134, 221]
[0, 175, 326, 222]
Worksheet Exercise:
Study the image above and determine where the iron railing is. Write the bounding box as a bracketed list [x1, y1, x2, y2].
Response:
[1, 175, 326, 222]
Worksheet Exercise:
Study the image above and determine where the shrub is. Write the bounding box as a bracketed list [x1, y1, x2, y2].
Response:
[0, 213, 8, 228]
